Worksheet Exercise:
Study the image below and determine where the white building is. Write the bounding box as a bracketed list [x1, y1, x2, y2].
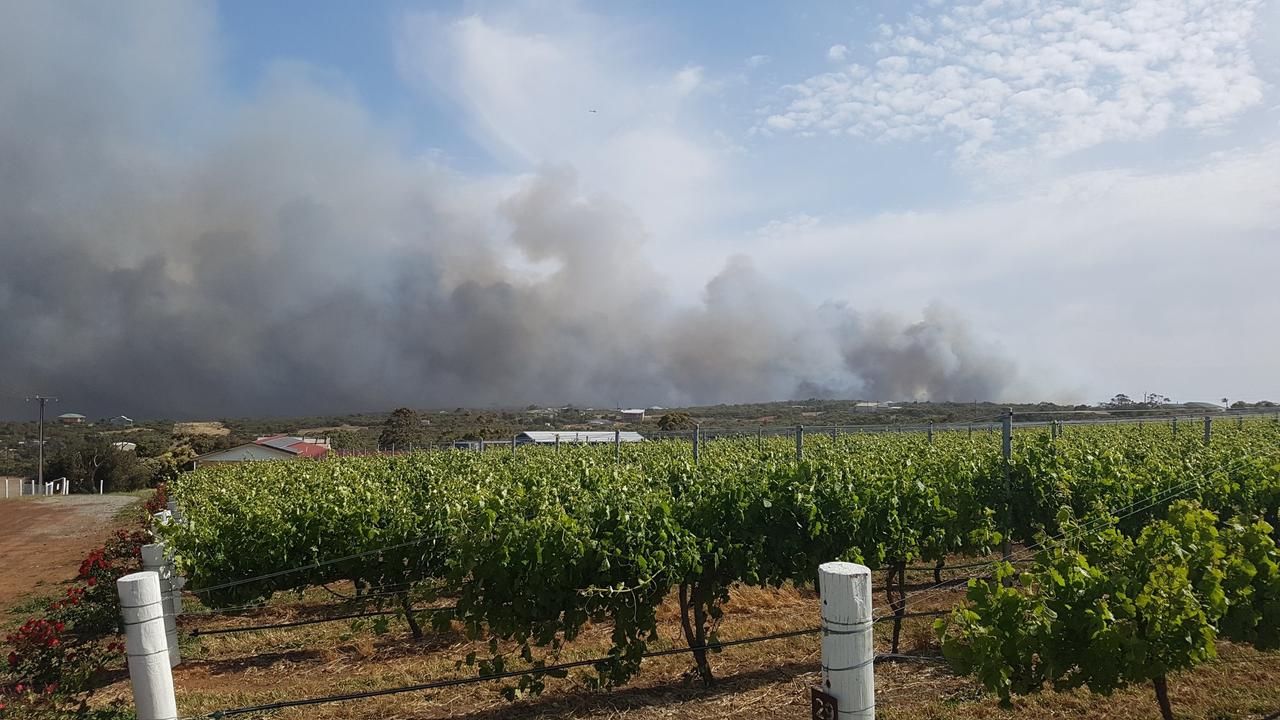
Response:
[619, 408, 646, 422]
[853, 402, 901, 413]
[516, 431, 645, 445]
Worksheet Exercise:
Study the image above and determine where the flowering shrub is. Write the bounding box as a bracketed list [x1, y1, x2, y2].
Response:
[1, 488, 162, 717]
[142, 483, 168, 515]
[3, 618, 122, 698]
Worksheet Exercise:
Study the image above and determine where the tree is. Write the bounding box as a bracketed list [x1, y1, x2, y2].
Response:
[1105, 394, 1134, 408]
[45, 436, 151, 492]
[657, 412, 696, 431]
[379, 407, 425, 450]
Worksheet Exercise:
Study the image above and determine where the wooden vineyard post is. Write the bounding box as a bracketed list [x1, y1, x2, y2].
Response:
[818, 561, 873, 719]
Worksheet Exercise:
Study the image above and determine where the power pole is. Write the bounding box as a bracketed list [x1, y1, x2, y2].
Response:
[26, 395, 58, 491]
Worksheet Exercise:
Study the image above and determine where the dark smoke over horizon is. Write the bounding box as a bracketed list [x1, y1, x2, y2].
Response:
[0, 3, 1016, 421]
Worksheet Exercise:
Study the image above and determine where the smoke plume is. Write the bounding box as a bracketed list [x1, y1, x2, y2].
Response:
[0, 3, 1014, 419]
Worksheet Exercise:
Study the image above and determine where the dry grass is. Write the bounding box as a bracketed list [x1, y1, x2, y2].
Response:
[173, 421, 230, 436]
[83, 567, 1280, 719]
[298, 425, 371, 435]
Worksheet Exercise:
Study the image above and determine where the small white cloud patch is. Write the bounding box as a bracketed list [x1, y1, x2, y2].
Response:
[767, 0, 1266, 168]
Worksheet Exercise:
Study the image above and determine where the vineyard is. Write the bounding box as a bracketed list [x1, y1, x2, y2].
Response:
[147, 418, 1280, 718]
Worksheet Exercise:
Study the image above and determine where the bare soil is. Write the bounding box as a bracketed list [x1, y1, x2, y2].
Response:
[85, 569, 1280, 719]
[0, 494, 139, 611]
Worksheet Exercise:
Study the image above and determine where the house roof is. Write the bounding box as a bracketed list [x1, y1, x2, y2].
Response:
[254, 435, 330, 456]
[256, 435, 303, 450]
[194, 442, 298, 462]
[58, 413, 86, 419]
[290, 442, 328, 458]
[193, 435, 331, 463]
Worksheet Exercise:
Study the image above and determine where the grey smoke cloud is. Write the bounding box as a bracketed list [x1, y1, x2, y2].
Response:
[0, 2, 1015, 419]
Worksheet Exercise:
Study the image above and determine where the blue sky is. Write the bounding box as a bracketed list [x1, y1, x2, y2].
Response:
[1, 0, 1278, 417]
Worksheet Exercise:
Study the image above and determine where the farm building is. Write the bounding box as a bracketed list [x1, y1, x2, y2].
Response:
[193, 435, 331, 466]
[619, 408, 646, 422]
[853, 402, 901, 413]
[105, 415, 134, 427]
[111, 441, 137, 452]
[58, 413, 86, 425]
[516, 431, 644, 445]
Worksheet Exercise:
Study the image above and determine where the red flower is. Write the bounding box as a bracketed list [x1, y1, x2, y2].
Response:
[86, 578, 97, 587]
[53, 622, 64, 632]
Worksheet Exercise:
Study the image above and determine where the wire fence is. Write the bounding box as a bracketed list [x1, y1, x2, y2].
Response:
[201, 619, 947, 719]
[325, 407, 1280, 458]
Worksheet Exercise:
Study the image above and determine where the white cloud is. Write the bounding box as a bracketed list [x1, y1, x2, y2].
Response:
[673, 65, 704, 95]
[754, 212, 820, 238]
[766, 0, 1267, 168]
[747, 54, 771, 68]
[395, 7, 729, 256]
[827, 44, 849, 62]
[740, 141, 1280, 401]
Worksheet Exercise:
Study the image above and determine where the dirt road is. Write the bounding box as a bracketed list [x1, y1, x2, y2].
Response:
[0, 494, 138, 611]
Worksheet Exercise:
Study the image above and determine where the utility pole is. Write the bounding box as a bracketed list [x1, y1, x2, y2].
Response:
[26, 395, 58, 492]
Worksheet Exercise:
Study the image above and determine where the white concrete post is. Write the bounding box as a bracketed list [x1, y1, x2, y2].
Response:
[170, 573, 185, 616]
[140, 544, 180, 667]
[819, 561, 874, 719]
[117, 571, 178, 720]
[99, 479, 104, 494]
